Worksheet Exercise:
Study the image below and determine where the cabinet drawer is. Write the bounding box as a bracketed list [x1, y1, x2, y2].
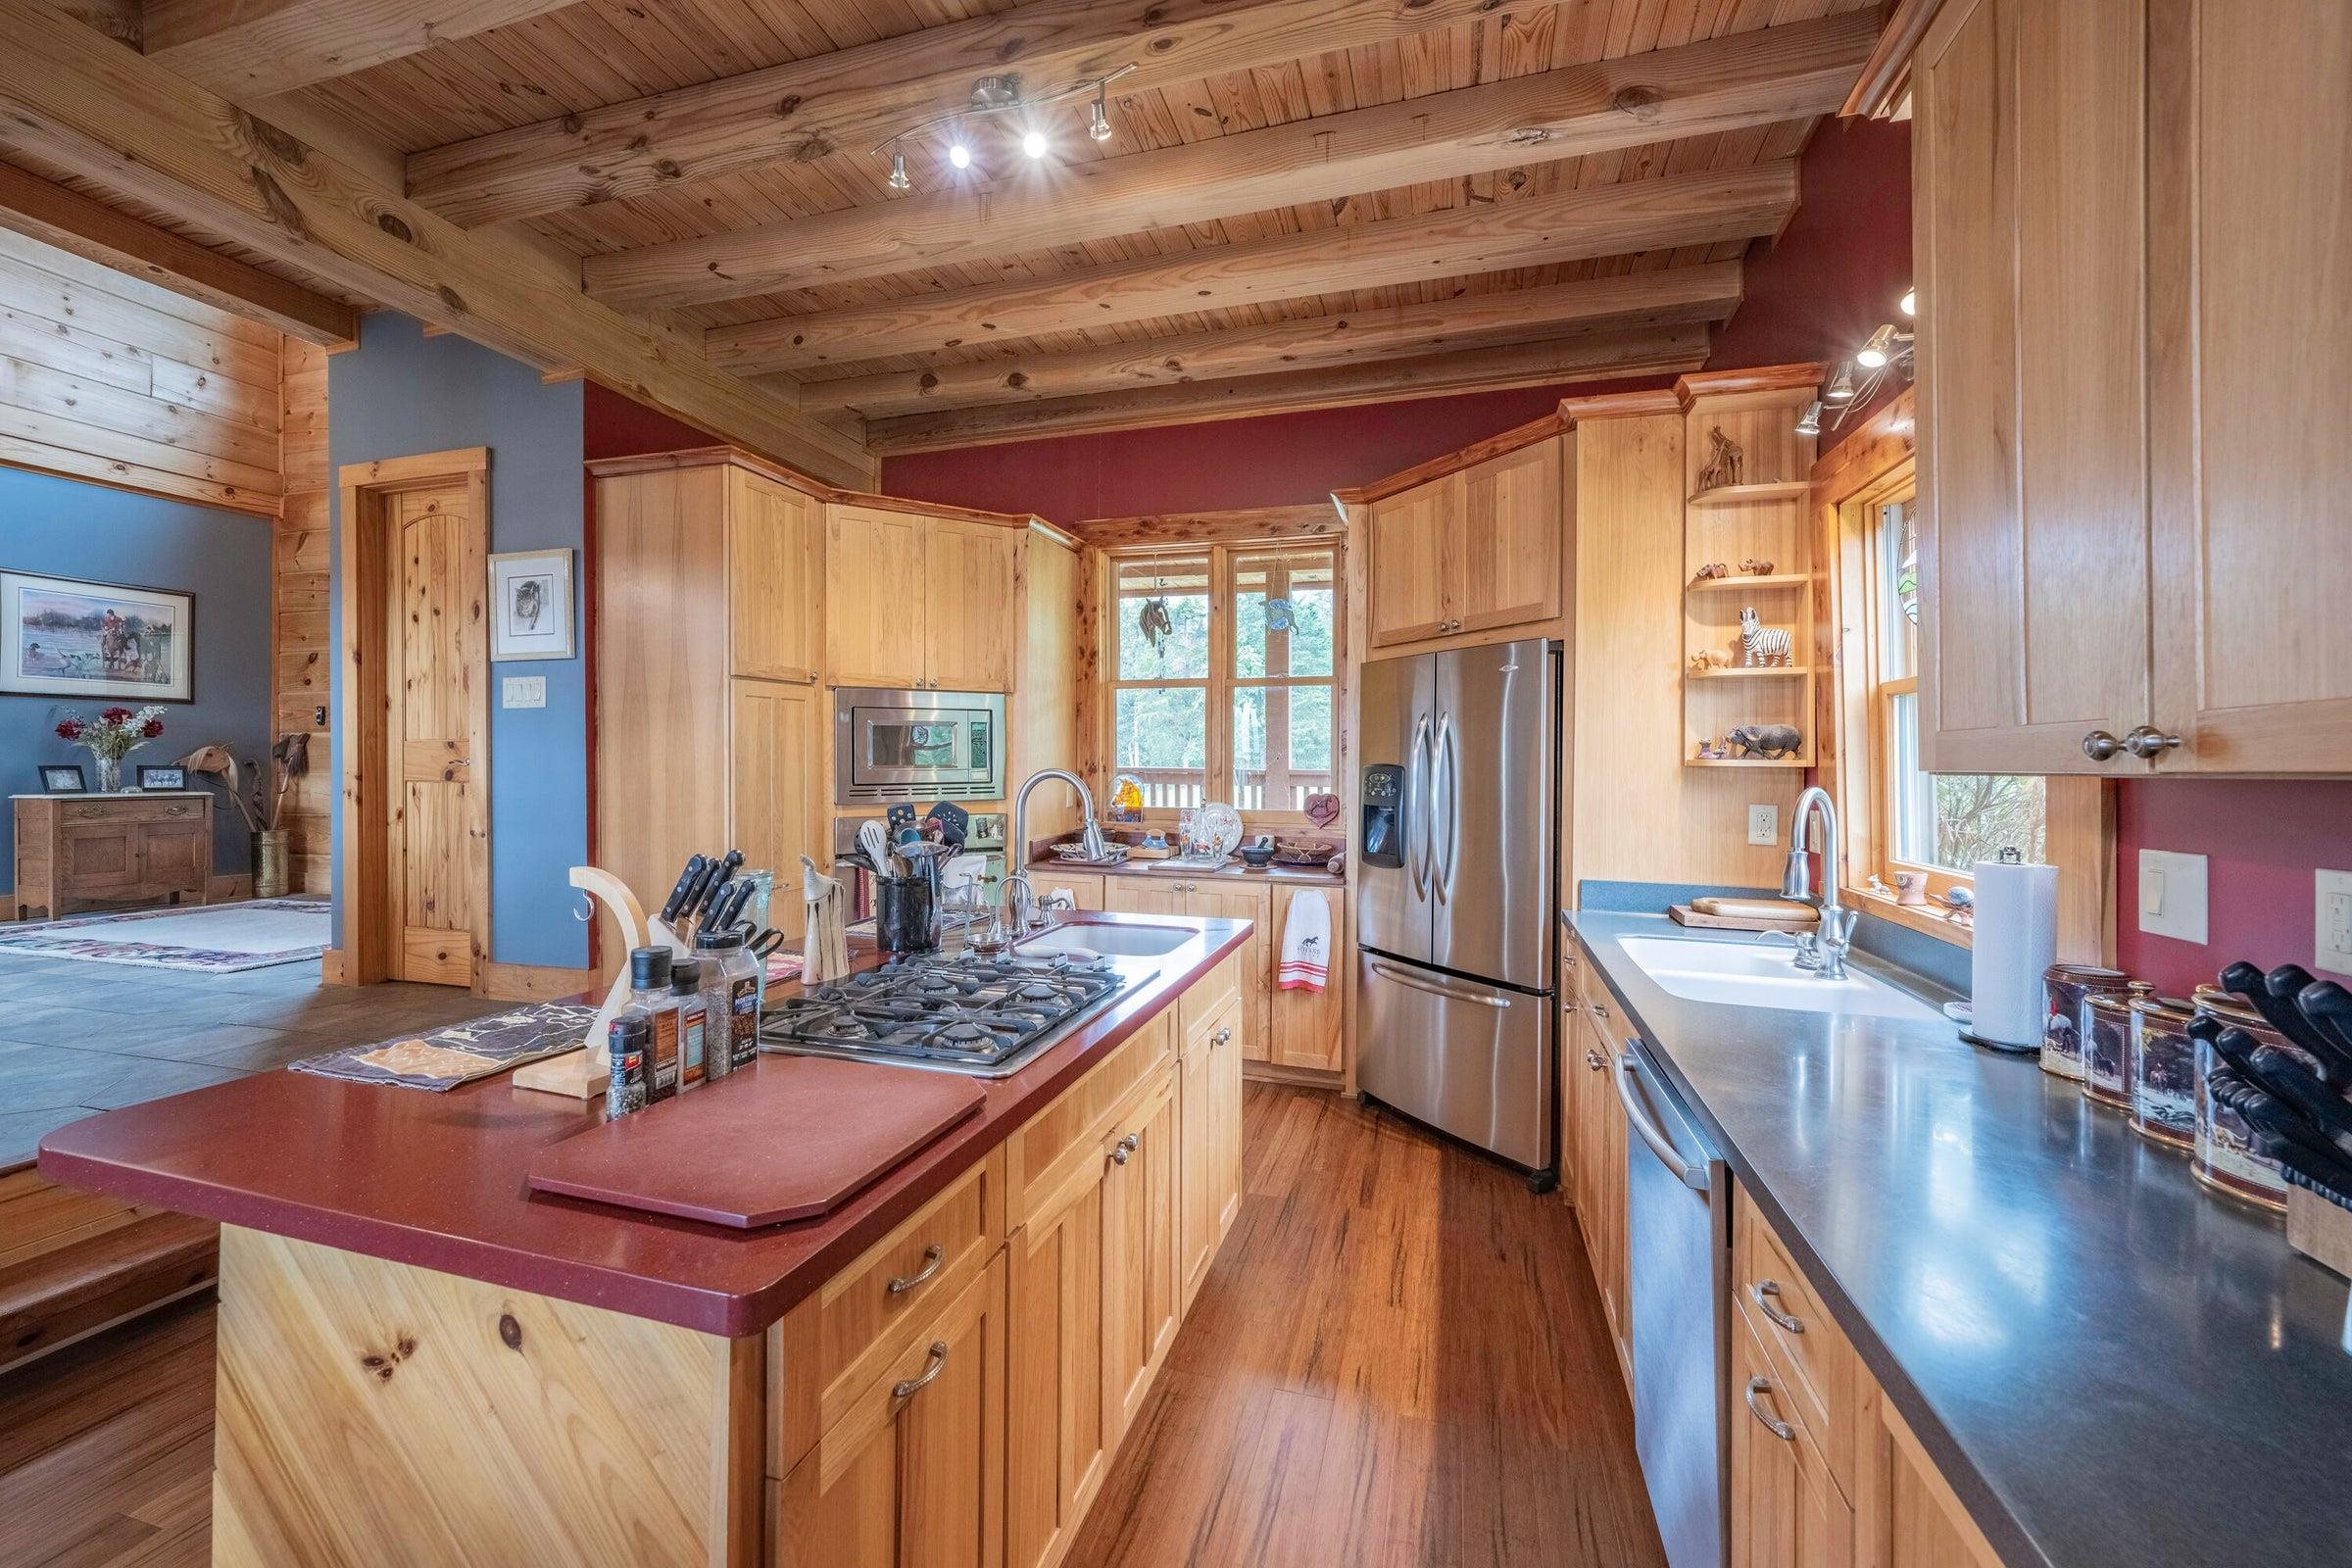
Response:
[1731, 1295, 1855, 1568]
[768, 1148, 1004, 1477]
[1004, 1010, 1173, 1230]
[1734, 1187, 1861, 1501]
[1179, 956, 1242, 1044]
[63, 798, 203, 823]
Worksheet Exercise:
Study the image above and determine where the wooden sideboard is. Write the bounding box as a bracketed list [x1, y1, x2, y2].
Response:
[11, 792, 213, 921]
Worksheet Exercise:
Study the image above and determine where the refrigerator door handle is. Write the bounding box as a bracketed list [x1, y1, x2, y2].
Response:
[1367, 958, 1511, 1009]
[1436, 712, 1459, 902]
[1407, 712, 1433, 901]
[1613, 1047, 1710, 1192]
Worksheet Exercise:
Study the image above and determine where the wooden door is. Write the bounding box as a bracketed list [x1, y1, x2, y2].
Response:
[1101, 1071, 1178, 1439]
[1452, 439, 1563, 637]
[384, 477, 487, 987]
[729, 679, 819, 944]
[1177, 991, 1244, 1309]
[1177, 884, 1271, 1064]
[727, 467, 822, 684]
[1854, 1388, 2004, 1568]
[1204, 999, 1244, 1266]
[1912, 0, 2153, 774]
[1730, 1306, 1854, 1568]
[1006, 1160, 1110, 1568]
[1366, 476, 1454, 647]
[826, 506, 927, 689]
[137, 819, 208, 899]
[1269, 883, 1345, 1072]
[59, 821, 139, 898]
[772, 1254, 1006, 1568]
[2146, 0, 2352, 770]
[924, 520, 1018, 692]
[1102, 878, 1191, 918]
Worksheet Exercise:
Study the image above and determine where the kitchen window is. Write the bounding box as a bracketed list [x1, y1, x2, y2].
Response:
[1105, 541, 1340, 822]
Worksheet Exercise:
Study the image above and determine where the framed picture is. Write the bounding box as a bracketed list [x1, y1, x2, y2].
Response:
[39, 763, 87, 794]
[136, 764, 188, 791]
[488, 549, 573, 662]
[1, 571, 194, 702]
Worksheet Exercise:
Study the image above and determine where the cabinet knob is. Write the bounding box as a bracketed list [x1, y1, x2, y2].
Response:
[2123, 725, 2183, 760]
[1589, 1000, 1608, 1021]
[1585, 1048, 1605, 1071]
[2081, 729, 2124, 762]
[1212, 1028, 1232, 1046]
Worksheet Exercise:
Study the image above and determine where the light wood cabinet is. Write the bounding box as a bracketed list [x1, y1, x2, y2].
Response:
[1570, 1004, 1628, 1375]
[1178, 989, 1245, 1310]
[13, 793, 214, 920]
[1730, 1301, 1854, 1568]
[925, 518, 1019, 693]
[1005, 1145, 1110, 1568]
[1366, 477, 1453, 647]
[1364, 436, 1564, 650]
[1914, 0, 2352, 773]
[1853, 1389, 2005, 1568]
[729, 680, 822, 944]
[1268, 883, 1345, 1073]
[728, 466, 823, 684]
[1104, 877, 1275, 1067]
[1030, 870, 1104, 911]
[1100, 1067, 1179, 1438]
[829, 504, 1021, 693]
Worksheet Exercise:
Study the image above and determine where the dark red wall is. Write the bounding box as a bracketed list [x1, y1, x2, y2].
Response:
[879, 118, 1914, 519]
[583, 381, 714, 461]
[2115, 780, 2352, 993]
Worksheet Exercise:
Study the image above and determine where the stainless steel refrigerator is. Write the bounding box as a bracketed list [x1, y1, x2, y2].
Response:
[1354, 637, 1557, 1175]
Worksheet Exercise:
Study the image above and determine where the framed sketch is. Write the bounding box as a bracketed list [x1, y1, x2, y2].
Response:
[136, 764, 188, 791]
[488, 549, 573, 662]
[39, 763, 87, 794]
[1, 571, 194, 702]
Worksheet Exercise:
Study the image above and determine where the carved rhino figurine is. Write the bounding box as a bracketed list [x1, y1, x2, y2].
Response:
[1727, 724, 1803, 760]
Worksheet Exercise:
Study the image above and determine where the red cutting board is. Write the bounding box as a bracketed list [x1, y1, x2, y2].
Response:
[526, 1056, 984, 1228]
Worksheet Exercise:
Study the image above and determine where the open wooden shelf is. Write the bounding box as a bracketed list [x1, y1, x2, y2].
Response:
[1686, 480, 1812, 505]
[1687, 571, 1813, 593]
[1689, 664, 1818, 679]
[1685, 755, 1811, 768]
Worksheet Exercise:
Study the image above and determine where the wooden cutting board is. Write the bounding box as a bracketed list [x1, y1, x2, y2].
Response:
[1669, 902, 1818, 933]
[527, 1056, 984, 1228]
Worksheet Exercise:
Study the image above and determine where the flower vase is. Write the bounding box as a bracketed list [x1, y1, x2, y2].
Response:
[92, 755, 122, 793]
[254, 829, 289, 900]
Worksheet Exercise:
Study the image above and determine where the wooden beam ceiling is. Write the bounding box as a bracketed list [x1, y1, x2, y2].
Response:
[708, 161, 1795, 374]
[0, 158, 358, 345]
[583, 12, 1875, 310]
[863, 324, 1712, 453]
[141, 0, 587, 99]
[404, 0, 1533, 228]
[810, 261, 1744, 418]
[0, 0, 874, 486]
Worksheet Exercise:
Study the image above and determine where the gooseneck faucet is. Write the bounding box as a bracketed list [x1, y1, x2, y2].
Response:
[1773, 786, 1858, 980]
[1002, 769, 1108, 934]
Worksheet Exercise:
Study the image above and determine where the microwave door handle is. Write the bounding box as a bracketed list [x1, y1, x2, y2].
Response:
[1407, 713, 1432, 901]
[1612, 1048, 1709, 1192]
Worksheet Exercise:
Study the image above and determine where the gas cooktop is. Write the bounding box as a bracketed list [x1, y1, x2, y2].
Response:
[758, 952, 1147, 1077]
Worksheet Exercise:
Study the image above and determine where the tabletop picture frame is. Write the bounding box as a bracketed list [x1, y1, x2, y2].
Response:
[488, 549, 574, 662]
[136, 763, 188, 791]
[39, 762, 87, 794]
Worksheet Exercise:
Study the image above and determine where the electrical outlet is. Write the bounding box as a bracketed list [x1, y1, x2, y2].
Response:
[502, 675, 547, 710]
[1747, 804, 1779, 847]
[2318, 869, 2352, 975]
[2136, 849, 2209, 944]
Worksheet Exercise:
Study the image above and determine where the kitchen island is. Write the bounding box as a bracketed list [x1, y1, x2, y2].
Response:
[38, 912, 1253, 1568]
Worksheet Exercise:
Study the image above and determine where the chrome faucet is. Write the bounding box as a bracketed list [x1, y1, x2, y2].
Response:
[1003, 769, 1108, 934]
[1772, 786, 1858, 980]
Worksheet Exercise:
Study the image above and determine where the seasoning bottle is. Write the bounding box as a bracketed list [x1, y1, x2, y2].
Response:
[696, 927, 761, 1073]
[605, 1015, 647, 1118]
[670, 957, 708, 1088]
[626, 946, 681, 1102]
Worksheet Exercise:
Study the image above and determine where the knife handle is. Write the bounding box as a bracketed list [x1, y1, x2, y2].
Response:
[660, 856, 707, 924]
[674, 858, 718, 927]
[693, 850, 745, 919]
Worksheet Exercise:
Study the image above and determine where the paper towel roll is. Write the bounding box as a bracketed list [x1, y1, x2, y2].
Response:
[1970, 858, 2059, 1048]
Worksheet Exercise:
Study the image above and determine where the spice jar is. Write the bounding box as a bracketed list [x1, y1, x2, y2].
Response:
[2082, 982, 2153, 1110]
[2041, 963, 2131, 1081]
[2127, 995, 2198, 1149]
[2188, 985, 2301, 1209]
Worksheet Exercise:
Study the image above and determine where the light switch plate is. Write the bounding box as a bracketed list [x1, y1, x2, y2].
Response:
[2136, 849, 2209, 945]
[2318, 869, 2352, 975]
[1746, 804, 1778, 847]
[502, 675, 547, 710]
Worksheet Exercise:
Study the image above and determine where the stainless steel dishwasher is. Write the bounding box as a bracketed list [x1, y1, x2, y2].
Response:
[1613, 1037, 1729, 1568]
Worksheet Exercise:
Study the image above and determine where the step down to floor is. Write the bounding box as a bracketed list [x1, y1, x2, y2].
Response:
[0, 1210, 219, 1375]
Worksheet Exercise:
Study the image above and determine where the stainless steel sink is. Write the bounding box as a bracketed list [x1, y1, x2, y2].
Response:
[1617, 935, 1940, 1021]
[1017, 923, 1197, 957]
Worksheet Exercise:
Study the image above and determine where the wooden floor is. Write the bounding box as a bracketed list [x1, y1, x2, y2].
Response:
[0, 1084, 1664, 1568]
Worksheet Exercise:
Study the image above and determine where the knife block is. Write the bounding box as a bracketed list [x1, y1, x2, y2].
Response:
[512, 865, 689, 1101]
[2286, 1185, 2352, 1280]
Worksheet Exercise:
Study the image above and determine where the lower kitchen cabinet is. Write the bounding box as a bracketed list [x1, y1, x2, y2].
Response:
[1101, 1068, 1180, 1435]
[1006, 1158, 1110, 1568]
[1730, 1300, 1853, 1568]
[1102, 874, 1348, 1076]
[1569, 1004, 1629, 1374]
[1853, 1390, 2005, 1568]
[1177, 987, 1245, 1309]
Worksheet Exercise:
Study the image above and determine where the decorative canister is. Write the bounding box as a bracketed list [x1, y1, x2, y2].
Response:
[2127, 996, 2199, 1149]
[2188, 985, 2298, 1209]
[2082, 982, 2153, 1110]
[2041, 963, 2130, 1081]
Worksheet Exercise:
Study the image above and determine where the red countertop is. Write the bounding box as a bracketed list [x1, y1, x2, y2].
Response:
[37, 914, 1252, 1339]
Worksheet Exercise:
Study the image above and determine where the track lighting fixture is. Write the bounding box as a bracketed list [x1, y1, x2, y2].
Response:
[887, 152, 910, 191]
[1021, 127, 1050, 160]
[1089, 87, 1113, 142]
[873, 64, 1136, 192]
[1795, 399, 1823, 437]
[1899, 286, 1915, 317]
[1825, 363, 1856, 404]
[948, 140, 973, 171]
[1856, 323, 1897, 368]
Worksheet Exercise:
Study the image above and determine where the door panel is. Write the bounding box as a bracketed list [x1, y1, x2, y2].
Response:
[1006, 1167, 1107, 1568]
[1428, 639, 1554, 988]
[387, 480, 483, 987]
[827, 507, 927, 689]
[1357, 953, 1552, 1170]
[1353, 652, 1435, 965]
[137, 820, 208, 897]
[1270, 885, 1346, 1072]
[727, 468, 821, 684]
[59, 823, 138, 894]
[1366, 479, 1453, 647]
[925, 521, 1018, 693]
[729, 680, 819, 943]
[1453, 440, 1562, 636]
[1102, 1074, 1177, 1438]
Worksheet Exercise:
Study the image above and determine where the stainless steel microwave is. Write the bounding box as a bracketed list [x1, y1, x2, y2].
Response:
[833, 687, 1005, 805]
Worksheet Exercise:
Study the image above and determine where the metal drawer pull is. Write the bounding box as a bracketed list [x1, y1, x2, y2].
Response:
[1750, 1280, 1804, 1333]
[893, 1341, 951, 1399]
[1367, 959, 1509, 1009]
[1111, 1132, 1139, 1166]
[1744, 1376, 1795, 1442]
[886, 1243, 945, 1296]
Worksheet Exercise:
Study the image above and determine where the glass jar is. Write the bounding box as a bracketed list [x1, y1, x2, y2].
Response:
[2082, 982, 2153, 1110]
[2188, 985, 2300, 1210]
[2041, 963, 2131, 1081]
[2127, 996, 2198, 1149]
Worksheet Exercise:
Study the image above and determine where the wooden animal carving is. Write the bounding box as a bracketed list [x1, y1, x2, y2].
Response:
[1688, 650, 1732, 673]
[1697, 427, 1744, 490]
[1739, 607, 1793, 666]
[1728, 724, 1803, 760]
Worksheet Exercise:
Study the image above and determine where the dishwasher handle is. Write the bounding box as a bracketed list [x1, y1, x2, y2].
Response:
[1613, 1046, 1709, 1193]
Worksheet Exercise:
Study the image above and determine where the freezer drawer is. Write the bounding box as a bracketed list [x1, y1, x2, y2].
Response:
[1356, 953, 1552, 1170]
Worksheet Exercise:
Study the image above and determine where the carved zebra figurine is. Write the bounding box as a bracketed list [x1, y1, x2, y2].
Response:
[1739, 606, 1793, 666]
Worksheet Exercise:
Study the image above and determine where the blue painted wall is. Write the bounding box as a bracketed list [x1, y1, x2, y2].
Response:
[0, 466, 272, 883]
[328, 313, 588, 968]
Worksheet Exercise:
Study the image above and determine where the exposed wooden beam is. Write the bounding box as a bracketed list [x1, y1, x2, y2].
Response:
[588, 13, 1872, 310]
[710, 162, 1794, 374]
[407, 0, 1533, 228]
[813, 261, 1744, 417]
[862, 325, 1712, 453]
[141, 0, 588, 99]
[0, 0, 873, 486]
[1842, 0, 1949, 119]
[0, 159, 357, 345]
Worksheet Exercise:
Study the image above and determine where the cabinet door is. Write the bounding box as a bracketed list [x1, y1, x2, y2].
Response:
[1914, 0, 2151, 774]
[1101, 1071, 1179, 1438]
[1178, 885, 1271, 1063]
[2145, 0, 2352, 770]
[1452, 439, 1562, 637]
[1269, 883, 1344, 1072]
[1730, 1306, 1853, 1568]
[138, 819, 210, 897]
[1366, 477, 1455, 647]
[729, 679, 819, 943]
[1033, 871, 1103, 910]
[1006, 1160, 1109, 1568]
[772, 1253, 1006, 1568]
[1854, 1387, 2004, 1568]
[1178, 992, 1244, 1309]
[924, 519, 1019, 693]
[60, 821, 140, 896]
[1102, 878, 1190, 918]
[827, 506, 929, 689]
[727, 468, 822, 683]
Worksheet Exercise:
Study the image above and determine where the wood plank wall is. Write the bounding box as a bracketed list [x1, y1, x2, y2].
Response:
[274, 340, 331, 892]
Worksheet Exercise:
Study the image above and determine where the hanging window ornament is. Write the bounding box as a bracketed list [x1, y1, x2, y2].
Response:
[1138, 592, 1173, 653]
[1263, 597, 1295, 633]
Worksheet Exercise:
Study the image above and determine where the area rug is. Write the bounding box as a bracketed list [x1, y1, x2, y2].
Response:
[0, 898, 331, 972]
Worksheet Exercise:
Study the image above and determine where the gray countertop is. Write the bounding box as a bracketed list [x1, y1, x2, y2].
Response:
[1566, 909, 2352, 1568]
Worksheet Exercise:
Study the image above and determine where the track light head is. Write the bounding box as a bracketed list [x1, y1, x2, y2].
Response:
[1089, 91, 1113, 142]
[1825, 363, 1857, 404]
[1899, 287, 1915, 317]
[1795, 399, 1823, 437]
[1856, 324, 1896, 368]
[1021, 127, 1050, 160]
[887, 152, 910, 191]
[948, 140, 973, 170]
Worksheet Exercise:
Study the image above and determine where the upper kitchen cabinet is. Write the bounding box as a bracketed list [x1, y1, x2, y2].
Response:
[828, 499, 1023, 693]
[1353, 420, 1566, 651]
[925, 517, 1020, 693]
[726, 465, 823, 684]
[1912, 0, 2352, 774]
